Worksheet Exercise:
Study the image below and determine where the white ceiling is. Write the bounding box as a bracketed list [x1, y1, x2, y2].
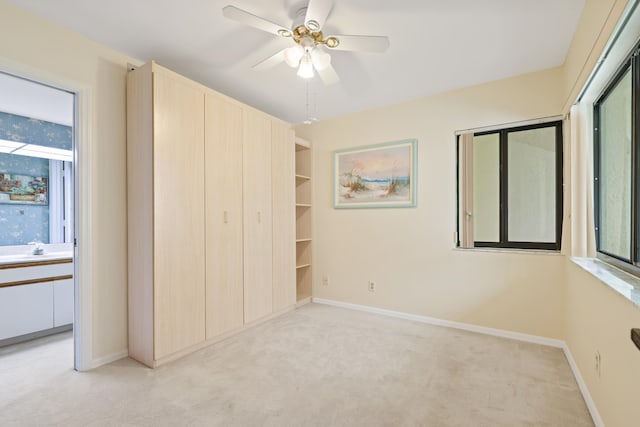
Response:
[0, 72, 73, 126]
[6, 0, 585, 125]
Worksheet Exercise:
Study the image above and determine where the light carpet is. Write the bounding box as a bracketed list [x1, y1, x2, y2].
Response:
[0, 303, 593, 426]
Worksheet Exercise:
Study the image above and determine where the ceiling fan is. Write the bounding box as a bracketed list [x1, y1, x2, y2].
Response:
[222, 0, 390, 85]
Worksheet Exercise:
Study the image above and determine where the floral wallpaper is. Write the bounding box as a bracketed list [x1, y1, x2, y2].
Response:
[0, 112, 71, 246]
[0, 154, 49, 245]
[0, 111, 72, 149]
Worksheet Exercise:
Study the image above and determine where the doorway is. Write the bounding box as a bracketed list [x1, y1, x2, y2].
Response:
[0, 70, 79, 370]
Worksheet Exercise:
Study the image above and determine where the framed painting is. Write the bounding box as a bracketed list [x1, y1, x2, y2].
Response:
[0, 173, 48, 205]
[334, 139, 417, 209]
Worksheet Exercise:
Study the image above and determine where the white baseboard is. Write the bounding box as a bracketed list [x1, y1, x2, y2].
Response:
[312, 298, 565, 347]
[89, 349, 128, 370]
[561, 344, 604, 427]
[311, 297, 603, 426]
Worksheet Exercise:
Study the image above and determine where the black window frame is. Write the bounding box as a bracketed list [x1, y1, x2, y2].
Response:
[457, 121, 564, 251]
[593, 46, 640, 275]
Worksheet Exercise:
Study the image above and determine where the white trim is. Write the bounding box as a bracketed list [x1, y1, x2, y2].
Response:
[311, 298, 602, 426]
[452, 247, 563, 256]
[454, 115, 564, 136]
[0, 57, 93, 372]
[561, 344, 605, 427]
[73, 87, 93, 371]
[312, 298, 565, 347]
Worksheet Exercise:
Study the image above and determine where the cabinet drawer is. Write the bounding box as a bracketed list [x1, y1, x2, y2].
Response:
[0, 261, 73, 284]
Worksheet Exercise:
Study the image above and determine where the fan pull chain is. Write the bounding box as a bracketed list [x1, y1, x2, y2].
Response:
[304, 82, 318, 125]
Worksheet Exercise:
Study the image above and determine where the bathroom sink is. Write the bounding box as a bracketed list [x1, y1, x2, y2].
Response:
[0, 252, 73, 265]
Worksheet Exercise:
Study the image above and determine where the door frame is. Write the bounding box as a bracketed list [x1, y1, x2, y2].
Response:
[0, 57, 93, 371]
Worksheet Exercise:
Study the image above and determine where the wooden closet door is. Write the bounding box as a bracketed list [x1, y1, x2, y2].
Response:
[204, 93, 244, 338]
[243, 108, 273, 323]
[153, 70, 206, 359]
[271, 122, 296, 312]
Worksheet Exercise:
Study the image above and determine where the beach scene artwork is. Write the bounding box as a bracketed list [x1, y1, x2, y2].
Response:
[334, 139, 417, 208]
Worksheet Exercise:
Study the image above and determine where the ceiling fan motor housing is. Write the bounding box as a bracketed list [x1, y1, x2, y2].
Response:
[288, 7, 339, 49]
[291, 26, 339, 49]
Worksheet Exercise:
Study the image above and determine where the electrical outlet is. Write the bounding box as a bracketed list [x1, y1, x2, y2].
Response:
[368, 281, 376, 292]
[322, 275, 329, 286]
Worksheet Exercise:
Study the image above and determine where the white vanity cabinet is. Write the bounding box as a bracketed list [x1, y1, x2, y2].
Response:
[0, 282, 54, 340]
[53, 278, 74, 327]
[0, 259, 74, 342]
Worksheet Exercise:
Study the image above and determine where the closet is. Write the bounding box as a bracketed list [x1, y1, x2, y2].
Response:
[242, 109, 274, 323]
[204, 92, 244, 339]
[127, 61, 296, 367]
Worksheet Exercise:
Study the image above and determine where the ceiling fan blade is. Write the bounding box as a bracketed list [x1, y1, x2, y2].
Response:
[317, 63, 340, 86]
[305, 0, 333, 31]
[329, 35, 390, 53]
[222, 5, 291, 37]
[252, 49, 286, 70]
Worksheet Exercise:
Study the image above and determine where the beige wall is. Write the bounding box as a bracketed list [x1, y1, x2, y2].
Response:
[296, 67, 568, 339]
[0, 1, 135, 362]
[565, 261, 639, 427]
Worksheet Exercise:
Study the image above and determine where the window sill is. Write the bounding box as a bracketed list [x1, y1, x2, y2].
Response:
[570, 257, 640, 309]
[453, 247, 562, 256]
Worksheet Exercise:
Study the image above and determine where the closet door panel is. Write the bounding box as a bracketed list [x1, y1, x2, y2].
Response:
[243, 109, 273, 323]
[271, 123, 296, 311]
[127, 62, 154, 366]
[205, 93, 244, 338]
[153, 71, 206, 359]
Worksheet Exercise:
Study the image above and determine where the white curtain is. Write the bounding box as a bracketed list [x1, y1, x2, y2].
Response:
[48, 159, 73, 244]
[566, 103, 597, 257]
[458, 132, 474, 248]
[49, 159, 63, 243]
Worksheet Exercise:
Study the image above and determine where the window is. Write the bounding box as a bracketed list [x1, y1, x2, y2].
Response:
[594, 54, 637, 270]
[457, 121, 563, 250]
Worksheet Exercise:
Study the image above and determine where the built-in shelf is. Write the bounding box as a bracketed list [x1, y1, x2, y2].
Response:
[296, 296, 312, 307]
[295, 137, 312, 303]
[295, 140, 311, 151]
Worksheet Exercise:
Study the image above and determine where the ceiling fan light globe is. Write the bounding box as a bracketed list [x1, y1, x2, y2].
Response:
[297, 55, 315, 79]
[311, 48, 331, 71]
[284, 45, 304, 68]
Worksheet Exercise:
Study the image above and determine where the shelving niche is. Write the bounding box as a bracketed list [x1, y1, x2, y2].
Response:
[295, 138, 312, 303]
